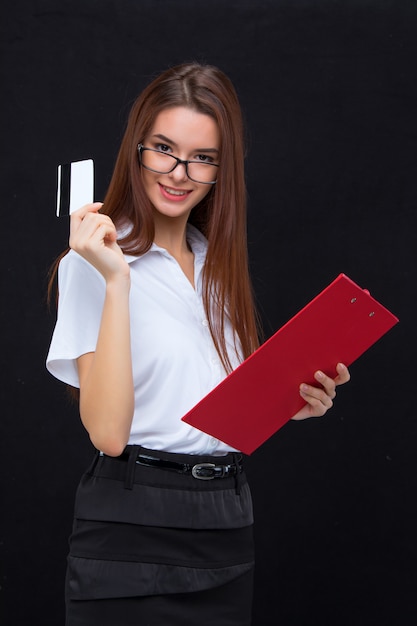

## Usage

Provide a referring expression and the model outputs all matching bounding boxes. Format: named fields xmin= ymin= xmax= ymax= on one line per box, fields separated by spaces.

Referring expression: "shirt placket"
xmin=167 ymin=251 xmax=221 ymax=453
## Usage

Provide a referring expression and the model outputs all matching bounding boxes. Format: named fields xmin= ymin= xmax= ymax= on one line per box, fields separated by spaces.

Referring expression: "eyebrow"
xmin=151 ymin=133 xmax=219 ymax=155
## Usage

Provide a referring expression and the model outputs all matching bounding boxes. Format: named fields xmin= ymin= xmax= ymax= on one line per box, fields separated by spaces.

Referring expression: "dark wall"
xmin=1 ymin=1 xmax=416 ymax=624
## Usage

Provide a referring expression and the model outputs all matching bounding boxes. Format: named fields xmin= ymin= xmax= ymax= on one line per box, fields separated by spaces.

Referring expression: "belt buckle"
xmin=191 ymin=462 xmax=216 ymax=480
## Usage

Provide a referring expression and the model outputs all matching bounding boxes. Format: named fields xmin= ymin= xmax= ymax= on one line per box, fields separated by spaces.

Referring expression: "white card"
xmin=56 ymin=158 xmax=94 ymax=216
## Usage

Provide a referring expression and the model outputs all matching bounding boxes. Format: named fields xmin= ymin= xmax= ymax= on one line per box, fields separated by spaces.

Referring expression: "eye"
xmin=194 ymin=154 xmax=215 ymax=164
xmin=154 ymin=143 xmax=172 ymax=153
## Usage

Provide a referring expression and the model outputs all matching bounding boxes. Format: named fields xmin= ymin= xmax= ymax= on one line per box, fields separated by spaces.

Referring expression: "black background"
xmin=1 ymin=1 xmax=416 ymax=624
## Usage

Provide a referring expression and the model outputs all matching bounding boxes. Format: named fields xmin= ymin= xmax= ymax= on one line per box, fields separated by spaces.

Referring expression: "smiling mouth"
xmin=160 ymin=184 xmax=190 ymax=197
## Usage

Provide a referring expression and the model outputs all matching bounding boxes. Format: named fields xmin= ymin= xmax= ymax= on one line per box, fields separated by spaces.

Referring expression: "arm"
xmin=291 ymin=362 xmax=350 ymax=421
xmin=70 ymin=203 xmax=134 ymax=456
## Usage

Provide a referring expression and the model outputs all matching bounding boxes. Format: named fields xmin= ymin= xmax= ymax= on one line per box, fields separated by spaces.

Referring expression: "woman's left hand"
xmin=291 ymin=362 xmax=350 ymax=421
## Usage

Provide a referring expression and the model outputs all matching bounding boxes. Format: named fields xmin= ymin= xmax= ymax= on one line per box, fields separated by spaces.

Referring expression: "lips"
xmin=159 ymin=183 xmax=191 ymax=201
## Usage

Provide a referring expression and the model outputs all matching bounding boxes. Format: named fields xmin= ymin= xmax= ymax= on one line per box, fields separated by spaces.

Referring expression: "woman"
xmin=47 ymin=62 xmax=350 ymax=626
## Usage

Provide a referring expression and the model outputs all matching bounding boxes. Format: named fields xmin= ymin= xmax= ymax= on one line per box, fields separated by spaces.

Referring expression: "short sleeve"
xmin=46 ymin=250 xmax=106 ymax=387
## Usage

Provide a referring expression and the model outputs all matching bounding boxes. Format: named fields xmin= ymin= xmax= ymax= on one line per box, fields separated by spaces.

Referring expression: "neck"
xmin=153 ymin=215 xmax=191 ymax=258
xmin=153 ymin=215 xmax=195 ymax=288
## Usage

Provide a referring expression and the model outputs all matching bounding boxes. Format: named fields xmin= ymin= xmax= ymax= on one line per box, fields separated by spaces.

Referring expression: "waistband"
xmin=107 ymin=445 xmax=243 ymax=481
xmin=95 ymin=445 xmax=246 ymax=493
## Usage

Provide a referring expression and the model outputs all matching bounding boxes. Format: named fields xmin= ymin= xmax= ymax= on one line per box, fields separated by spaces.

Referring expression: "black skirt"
xmin=65 ymin=446 xmax=255 ymax=626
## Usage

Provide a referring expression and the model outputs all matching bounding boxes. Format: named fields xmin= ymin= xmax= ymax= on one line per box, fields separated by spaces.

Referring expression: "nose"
xmin=169 ymin=160 xmax=188 ymax=183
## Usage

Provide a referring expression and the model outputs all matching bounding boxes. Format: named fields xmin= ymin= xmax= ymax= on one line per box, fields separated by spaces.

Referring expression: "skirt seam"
xmin=69 ymin=553 xmax=254 ymax=568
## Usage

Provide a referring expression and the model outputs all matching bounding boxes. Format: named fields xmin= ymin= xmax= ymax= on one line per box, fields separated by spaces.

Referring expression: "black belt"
xmin=114 ymin=450 xmax=243 ymax=481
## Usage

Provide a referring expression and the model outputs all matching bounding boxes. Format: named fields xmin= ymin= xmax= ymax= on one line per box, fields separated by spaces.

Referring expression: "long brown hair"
xmin=50 ymin=62 xmax=260 ymax=371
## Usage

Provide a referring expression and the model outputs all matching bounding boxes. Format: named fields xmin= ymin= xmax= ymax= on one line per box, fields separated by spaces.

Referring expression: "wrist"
xmin=105 ymin=272 xmax=131 ymax=295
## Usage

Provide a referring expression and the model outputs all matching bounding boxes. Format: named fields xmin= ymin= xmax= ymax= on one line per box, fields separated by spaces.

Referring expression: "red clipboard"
xmin=181 ymin=274 xmax=399 ymax=454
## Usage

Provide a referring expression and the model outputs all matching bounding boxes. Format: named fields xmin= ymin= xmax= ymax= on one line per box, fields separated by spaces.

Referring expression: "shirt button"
xmin=210 ymin=438 xmax=218 ymax=448
xmin=202 ymin=319 xmax=209 ymax=327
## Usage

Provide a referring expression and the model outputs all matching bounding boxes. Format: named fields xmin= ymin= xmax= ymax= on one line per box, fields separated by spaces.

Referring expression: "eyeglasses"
xmin=137 ymin=144 xmax=219 ymax=185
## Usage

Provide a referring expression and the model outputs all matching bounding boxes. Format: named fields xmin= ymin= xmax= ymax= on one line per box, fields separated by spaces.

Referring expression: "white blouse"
xmin=46 ymin=224 xmax=241 ymax=455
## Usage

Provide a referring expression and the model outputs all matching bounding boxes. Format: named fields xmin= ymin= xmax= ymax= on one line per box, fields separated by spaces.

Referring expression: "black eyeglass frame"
xmin=137 ymin=143 xmax=219 ymax=185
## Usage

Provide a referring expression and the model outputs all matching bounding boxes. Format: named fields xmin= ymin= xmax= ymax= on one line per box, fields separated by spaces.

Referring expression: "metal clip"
xmin=191 ymin=463 xmax=216 ymax=480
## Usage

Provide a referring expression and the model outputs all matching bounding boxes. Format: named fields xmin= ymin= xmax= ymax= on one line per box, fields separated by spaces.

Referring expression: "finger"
xmin=73 ymin=219 xmax=117 ymax=254
xmin=93 ymin=221 xmax=119 ymax=245
xmin=70 ymin=202 xmax=103 ymax=226
xmin=70 ymin=211 xmax=113 ymax=245
xmin=299 ymin=383 xmax=334 ymax=411
xmin=334 ymin=363 xmax=351 ymax=386
xmin=71 ymin=202 xmax=103 ymax=218
xmin=313 ymin=370 xmax=337 ymax=399
xmin=69 ymin=202 xmax=104 ymax=242
xmin=78 ymin=211 xmax=115 ymax=235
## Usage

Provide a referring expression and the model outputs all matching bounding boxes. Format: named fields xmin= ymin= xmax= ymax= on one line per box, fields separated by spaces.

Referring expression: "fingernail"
xmin=300 ymin=384 xmax=308 ymax=392
xmin=315 ymin=371 xmax=324 ymax=379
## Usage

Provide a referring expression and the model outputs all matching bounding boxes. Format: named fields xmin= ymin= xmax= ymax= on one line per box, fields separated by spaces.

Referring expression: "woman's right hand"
xmin=70 ymin=203 xmax=134 ymax=455
xmin=69 ymin=203 xmax=130 ymax=282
